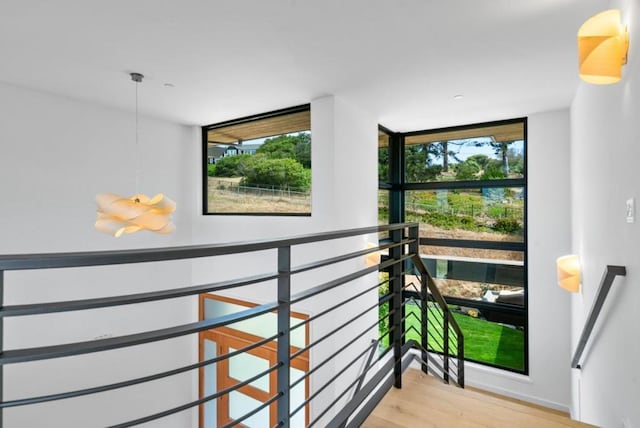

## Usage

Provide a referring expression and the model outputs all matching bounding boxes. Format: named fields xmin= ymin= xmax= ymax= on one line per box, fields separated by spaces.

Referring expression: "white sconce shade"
xmin=95 ymin=193 xmax=176 ymax=237
xmin=557 ymin=255 xmax=580 ymax=293
xmin=578 ymin=9 xmax=629 ymax=84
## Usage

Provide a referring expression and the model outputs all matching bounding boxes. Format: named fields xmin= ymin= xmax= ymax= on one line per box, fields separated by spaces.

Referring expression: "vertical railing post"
xmin=443 ymin=310 xmax=450 ymax=384
xmin=390 ymin=227 xmax=403 ymax=389
xmin=277 ymin=247 xmax=291 ymax=427
xmin=421 ymin=277 xmax=429 ymax=376
xmin=458 ymin=332 xmax=465 ymax=388
xmin=408 ymin=226 xmax=428 ymax=375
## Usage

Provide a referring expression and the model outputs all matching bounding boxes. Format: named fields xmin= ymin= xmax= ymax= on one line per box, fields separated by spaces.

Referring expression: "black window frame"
xmin=379 ymin=118 xmax=529 ymax=374
xmin=201 ymin=104 xmax=312 ymax=216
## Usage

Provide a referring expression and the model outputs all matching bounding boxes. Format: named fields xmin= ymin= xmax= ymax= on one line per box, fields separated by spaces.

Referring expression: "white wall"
xmin=464 ymin=109 xmax=574 ymax=412
xmin=569 ymin=1 xmax=640 ymax=426
xmin=0 ymin=86 xmax=379 ymax=426
xmin=0 ymin=81 xmax=196 ymax=427
xmin=190 ymin=95 xmax=379 ymax=425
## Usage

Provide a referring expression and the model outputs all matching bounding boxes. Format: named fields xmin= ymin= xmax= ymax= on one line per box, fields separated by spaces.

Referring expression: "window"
xmin=202 ymin=105 xmax=311 ymax=215
xmin=379 ymin=118 xmax=528 ymax=373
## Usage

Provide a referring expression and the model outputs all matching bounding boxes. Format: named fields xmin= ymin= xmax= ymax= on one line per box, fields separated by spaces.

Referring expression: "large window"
xmin=379 ymin=119 xmax=527 ymax=373
xmin=202 ymin=105 xmax=311 ymax=215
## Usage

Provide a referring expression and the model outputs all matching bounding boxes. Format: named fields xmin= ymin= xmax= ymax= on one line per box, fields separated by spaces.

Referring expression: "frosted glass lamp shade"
xmin=557 ymin=255 xmax=580 ymax=293
xmin=578 ymin=9 xmax=629 ymax=84
xmin=95 ymin=193 xmax=176 ymax=237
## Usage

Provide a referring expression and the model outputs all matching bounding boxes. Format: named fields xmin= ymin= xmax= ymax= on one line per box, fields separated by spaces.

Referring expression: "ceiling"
xmin=0 ymin=0 xmax=607 ymax=132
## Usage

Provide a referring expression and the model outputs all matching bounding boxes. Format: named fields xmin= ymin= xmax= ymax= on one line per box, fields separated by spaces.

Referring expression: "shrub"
xmin=242 ymin=157 xmax=310 ymax=191
xmin=213 ymin=154 xmax=253 ymax=177
xmin=455 ymin=160 xmax=480 ymax=180
xmin=493 ymin=218 xmax=521 ymax=234
xmin=207 ymin=164 xmax=216 ymax=177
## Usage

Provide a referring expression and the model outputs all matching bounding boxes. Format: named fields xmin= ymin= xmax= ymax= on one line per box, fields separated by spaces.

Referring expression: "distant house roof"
xmin=207 ymin=146 xmax=226 ymax=157
xmin=238 ymin=143 xmax=262 ymax=152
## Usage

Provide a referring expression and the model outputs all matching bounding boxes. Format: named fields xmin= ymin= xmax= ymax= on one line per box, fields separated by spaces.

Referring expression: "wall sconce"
xmin=365 ymin=242 xmax=381 ymax=267
xmin=557 ymin=255 xmax=581 ymax=293
xmin=578 ymin=9 xmax=629 ymax=85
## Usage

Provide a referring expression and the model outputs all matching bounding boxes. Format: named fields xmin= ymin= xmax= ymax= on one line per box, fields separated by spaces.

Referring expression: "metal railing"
xmin=571 ymin=265 xmax=626 ymax=370
xmin=0 ymin=222 xmax=463 ymax=427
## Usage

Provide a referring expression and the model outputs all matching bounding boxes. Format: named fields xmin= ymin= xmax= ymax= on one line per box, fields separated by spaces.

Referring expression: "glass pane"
xmin=431 ymin=278 xmax=524 ymax=305
xmin=378 ymin=190 xmax=389 ymax=225
xmin=203 ymin=298 xmax=306 ymax=348
xmin=403 ymin=301 xmax=525 ymax=372
xmin=203 ymin=340 xmax=217 ymax=428
xmin=378 ymin=129 xmax=390 ymax=180
xmin=406 ymin=188 xmax=524 ymax=242
xmin=228 ymin=347 xmax=270 ymax=392
xmin=290 ymin=367 xmax=306 ymax=428
xmin=205 ymin=106 xmax=312 ymax=215
xmin=404 ymin=122 xmax=525 ymax=183
xmin=419 ymin=258 xmax=524 ymax=289
xmin=228 ymin=391 xmax=269 ymax=428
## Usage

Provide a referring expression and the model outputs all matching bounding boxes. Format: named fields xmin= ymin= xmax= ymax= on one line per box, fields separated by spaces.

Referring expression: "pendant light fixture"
xmin=95 ymin=73 xmax=176 ymax=237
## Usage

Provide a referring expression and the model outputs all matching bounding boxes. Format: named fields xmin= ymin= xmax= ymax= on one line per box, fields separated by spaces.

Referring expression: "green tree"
xmin=405 ymin=145 xmax=443 ymax=182
xmin=480 ymin=161 xmax=507 ymax=180
xmin=213 ymin=154 xmax=253 ymax=177
xmin=242 ymin=157 xmax=310 ymax=191
xmin=455 ymin=159 xmax=480 ymax=180
xmin=257 ymin=133 xmax=311 ymax=168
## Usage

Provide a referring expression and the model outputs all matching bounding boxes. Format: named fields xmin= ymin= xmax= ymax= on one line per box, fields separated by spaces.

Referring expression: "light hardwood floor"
xmin=362 ymin=369 xmax=595 ymax=428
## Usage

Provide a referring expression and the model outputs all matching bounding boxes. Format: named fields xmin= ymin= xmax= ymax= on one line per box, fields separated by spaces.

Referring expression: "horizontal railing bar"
xmin=405 ymin=325 xmax=444 ymax=364
xmin=290 ymin=239 xmax=413 ymax=275
xmin=419 ymin=237 xmax=525 ymax=251
xmin=290 ymin=340 xmax=380 ymax=417
xmin=0 ymin=301 xmax=278 ymax=365
xmin=300 ymin=316 xmax=411 ymax=420
xmin=291 ymin=294 xmax=393 ymax=360
xmin=0 ymin=272 xmax=278 ymax=318
xmin=290 ymin=279 xmax=387 ymax=334
xmin=109 ymin=362 xmax=280 ymax=428
xmin=410 ymin=255 xmax=464 ymax=337
xmin=404 ymin=290 xmax=525 ymax=317
xmin=0 ymin=223 xmax=417 ymax=271
xmin=290 ymin=255 xmax=411 ymax=305
xmin=223 ymin=393 xmax=281 ymax=428
xmin=316 ymin=341 xmax=415 ymax=428
xmin=0 ymin=329 xmax=280 ymax=408
xmin=338 ymin=349 xmax=416 ymax=428
xmin=291 ymin=310 xmax=402 ymax=391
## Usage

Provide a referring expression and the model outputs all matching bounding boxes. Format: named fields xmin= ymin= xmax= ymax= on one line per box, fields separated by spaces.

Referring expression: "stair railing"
xmin=0 ymin=222 xmax=462 ymax=428
xmin=571 ymin=265 xmax=626 ymax=369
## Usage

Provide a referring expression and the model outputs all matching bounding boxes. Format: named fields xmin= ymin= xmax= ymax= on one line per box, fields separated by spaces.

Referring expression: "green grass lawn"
xmin=383 ymin=303 xmax=524 ymax=372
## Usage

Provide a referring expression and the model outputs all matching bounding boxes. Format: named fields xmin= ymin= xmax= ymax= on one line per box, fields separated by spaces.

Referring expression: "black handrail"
xmin=571 ymin=265 xmax=626 ymax=369
xmin=0 ymin=223 xmax=414 ymax=270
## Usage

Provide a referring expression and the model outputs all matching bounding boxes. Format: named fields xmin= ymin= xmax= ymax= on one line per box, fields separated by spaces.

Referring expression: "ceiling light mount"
xmin=130 ymin=72 xmax=144 ymax=83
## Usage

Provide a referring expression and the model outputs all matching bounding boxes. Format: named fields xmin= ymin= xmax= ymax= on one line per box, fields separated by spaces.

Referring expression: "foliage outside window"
xmin=379 ymin=119 xmax=528 ymax=373
xmin=203 ymin=105 xmax=311 ymax=215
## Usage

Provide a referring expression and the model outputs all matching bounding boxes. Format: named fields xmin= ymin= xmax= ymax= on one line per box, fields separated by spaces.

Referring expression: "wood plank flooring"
xmin=362 ymin=369 xmax=594 ymax=428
